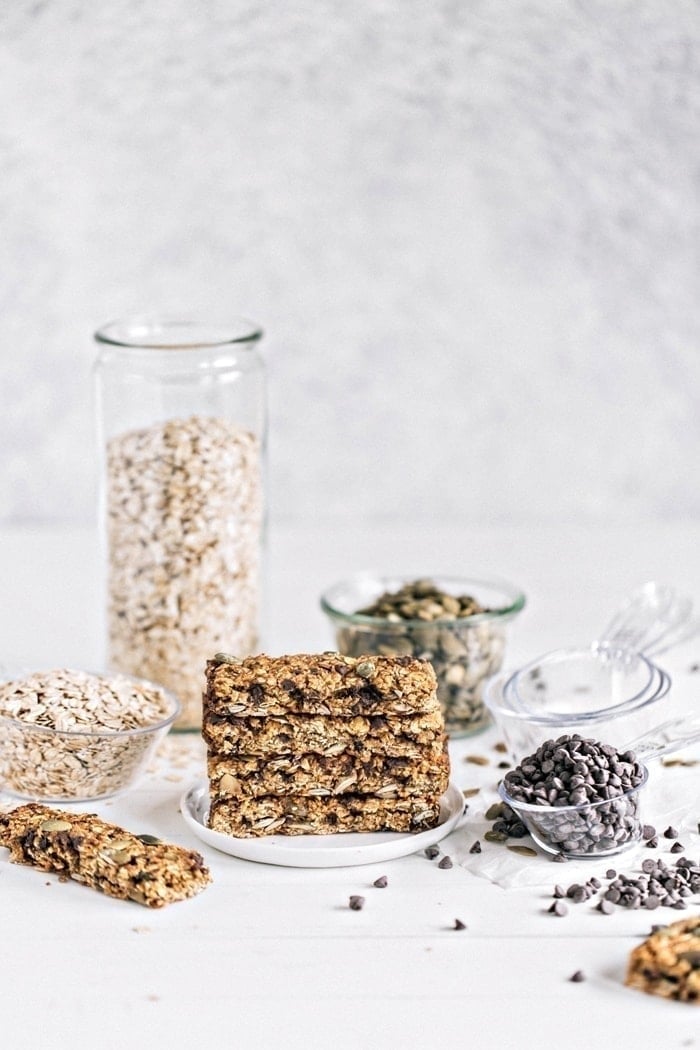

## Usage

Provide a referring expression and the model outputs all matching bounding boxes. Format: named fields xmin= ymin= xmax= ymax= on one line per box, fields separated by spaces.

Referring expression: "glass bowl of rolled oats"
xmin=0 ymin=667 xmax=179 ymax=802
xmin=320 ymin=574 xmax=525 ymax=737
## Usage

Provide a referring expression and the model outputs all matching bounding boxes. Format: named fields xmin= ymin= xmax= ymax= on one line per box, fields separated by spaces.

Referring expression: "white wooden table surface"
xmin=0 ymin=521 xmax=698 ymax=1050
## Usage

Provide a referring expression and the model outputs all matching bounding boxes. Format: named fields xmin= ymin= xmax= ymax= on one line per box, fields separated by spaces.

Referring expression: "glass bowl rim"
xmin=484 ymin=669 xmax=671 ymax=728
xmin=320 ymin=572 xmax=526 ymax=628
xmin=497 ymin=762 xmax=649 ymax=817
xmin=502 ymin=651 xmax=670 ymax=721
xmin=0 ymin=670 xmax=180 ymax=740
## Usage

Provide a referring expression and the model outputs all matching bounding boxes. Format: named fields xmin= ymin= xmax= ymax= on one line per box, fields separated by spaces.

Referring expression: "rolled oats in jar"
xmin=94 ymin=317 xmax=266 ymax=730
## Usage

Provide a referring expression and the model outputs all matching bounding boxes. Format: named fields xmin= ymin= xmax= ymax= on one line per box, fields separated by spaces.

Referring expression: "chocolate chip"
xmin=664 ymin=826 xmax=679 ymax=839
xmin=348 ymin=895 xmax=365 ymax=911
xmin=670 ymin=842 xmax=685 ymax=854
xmin=569 ymin=970 xmax=585 ymax=982
xmin=642 ymin=825 xmax=656 ymax=840
xmin=438 ymin=856 xmax=453 ymax=870
xmin=549 ymin=900 xmax=568 ymax=916
xmin=424 ymin=845 xmax=440 ymax=860
xmin=373 ymin=875 xmax=388 ymax=888
xmin=469 ymin=840 xmax=482 ymax=854
xmin=453 ymin=918 xmax=466 ymax=930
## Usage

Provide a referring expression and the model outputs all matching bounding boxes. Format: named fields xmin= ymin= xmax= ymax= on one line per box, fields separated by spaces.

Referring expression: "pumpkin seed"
xmin=212 ymin=652 xmax=241 ymax=665
xmin=507 ymin=845 xmax=537 ymax=857
xmin=39 ymin=819 xmax=72 ymax=832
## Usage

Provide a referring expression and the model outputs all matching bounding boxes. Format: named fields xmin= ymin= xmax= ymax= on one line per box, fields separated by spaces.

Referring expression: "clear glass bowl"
xmin=507 ymin=646 xmax=661 ymax=717
xmin=0 ymin=672 xmax=180 ymax=802
xmin=320 ymin=574 xmax=525 ymax=737
xmin=498 ymin=766 xmax=649 ymax=859
xmin=485 ymin=663 xmax=671 ymax=759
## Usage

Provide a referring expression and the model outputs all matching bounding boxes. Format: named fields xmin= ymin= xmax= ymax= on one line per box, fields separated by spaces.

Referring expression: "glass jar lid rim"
xmin=95 ymin=316 xmax=263 ymax=349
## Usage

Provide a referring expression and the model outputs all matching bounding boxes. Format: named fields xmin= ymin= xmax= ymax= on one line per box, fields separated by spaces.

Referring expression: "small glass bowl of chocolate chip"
xmin=498 ymin=734 xmax=648 ymax=859
xmin=320 ymin=574 xmax=526 ymax=737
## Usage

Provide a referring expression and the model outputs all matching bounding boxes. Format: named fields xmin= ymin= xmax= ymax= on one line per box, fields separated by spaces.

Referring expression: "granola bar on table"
xmin=0 ymin=803 xmax=211 ymax=907
xmin=625 ymin=916 xmax=700 ymax=1004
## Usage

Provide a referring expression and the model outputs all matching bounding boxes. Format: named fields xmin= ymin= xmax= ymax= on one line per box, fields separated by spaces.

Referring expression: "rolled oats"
xmin=0 ymin=668 xmax=175 ymax=801
xmin=106 ymin=415 xmax=263 ymax=729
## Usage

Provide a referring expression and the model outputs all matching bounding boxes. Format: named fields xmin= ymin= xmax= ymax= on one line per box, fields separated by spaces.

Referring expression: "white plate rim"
xmin=180 ymin=779 xmax=465 ymax=868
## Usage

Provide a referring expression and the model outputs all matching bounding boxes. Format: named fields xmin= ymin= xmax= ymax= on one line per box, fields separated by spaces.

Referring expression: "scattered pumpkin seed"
xmin=136 ymin=834 xmax=161 ymax=846
xmin=484 ymin=829 xmax=508 ymax=844
xmin=507 ymin=845 xmax=538 ymax=857
xmin=355 ymin=660 xmax=376 ymax=678
xmin=462 ymin=787 xmax=481 ymax=798
xmin=464 ymin=755 xmax=489 ymax=766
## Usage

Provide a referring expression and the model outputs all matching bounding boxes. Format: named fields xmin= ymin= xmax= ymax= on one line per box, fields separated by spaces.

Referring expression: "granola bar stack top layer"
xmin=203 ymin=653 xmax=450 ymax=837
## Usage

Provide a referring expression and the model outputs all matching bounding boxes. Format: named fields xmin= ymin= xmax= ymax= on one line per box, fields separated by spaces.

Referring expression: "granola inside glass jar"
xmin=94 ymin=317 xmax=266 ymax=730
xmin=321 ymin=574 xmax=525 ymax=737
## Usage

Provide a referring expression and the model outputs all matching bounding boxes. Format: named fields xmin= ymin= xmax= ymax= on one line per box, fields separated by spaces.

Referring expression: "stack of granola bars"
xmin=202 ymin=652 xmax=450 ymax=837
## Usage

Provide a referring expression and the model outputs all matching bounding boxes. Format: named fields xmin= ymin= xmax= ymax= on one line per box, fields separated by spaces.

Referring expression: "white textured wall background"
xmin=1 ymin=0 xmax=699 ymax=526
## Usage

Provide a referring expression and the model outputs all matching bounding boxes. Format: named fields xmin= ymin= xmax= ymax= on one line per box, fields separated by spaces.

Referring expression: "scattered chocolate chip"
xmin=424 ymin=845 xmax=440 ymax=860
xmin=642 ymin=825 xmax=656 ymax=841
xmin=569 ymin=970 xmax=585 ymax=983
xmin=373 ymin=875 xmax=388 ymax=888
xmin=550 ymin=900 xmax=568 ymax=917
xmin=670 ymin=842 xmax=685 ymax=854
xmin=597 ymin=899 xmax=615 ymax=915
xmin=438 ymin=855 xmax=453 ymax=870
xmin=469 ymin=840 xmax=482 ymax=854
xmin=645 ymin=837 xmax=659 ymax=848
xmin=348 ymin=895 xmax=365 ymax=911
xmin=453 ymin=918 xmax=466 ymax=930
xmin=664 ymin=826 xmax=679 ymax=839
xmin=605 ymin=868 xmax=617 ymax=879
xmin=552 ymin=852 xmax=568 ymax=863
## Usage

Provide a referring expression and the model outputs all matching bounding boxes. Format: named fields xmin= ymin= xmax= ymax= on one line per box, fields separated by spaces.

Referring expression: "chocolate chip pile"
xmin=550 ymin=854 xmax=700 ymax=915
xmin=503 ymin=734 xmax=646 ymax=857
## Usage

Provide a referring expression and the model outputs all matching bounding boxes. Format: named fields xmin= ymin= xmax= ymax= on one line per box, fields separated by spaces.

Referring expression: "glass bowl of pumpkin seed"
xmin=320 ymin=574 xmax=525 ymax=737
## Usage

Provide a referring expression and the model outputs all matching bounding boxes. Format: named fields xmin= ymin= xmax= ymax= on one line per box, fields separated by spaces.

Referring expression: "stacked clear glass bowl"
xmin=484 ymin=644 xmax=672 ymax=759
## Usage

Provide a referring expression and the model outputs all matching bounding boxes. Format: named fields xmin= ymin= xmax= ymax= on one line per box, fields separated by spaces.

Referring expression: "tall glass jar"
xmin=94 ymin=317 xmax=265 ymax=730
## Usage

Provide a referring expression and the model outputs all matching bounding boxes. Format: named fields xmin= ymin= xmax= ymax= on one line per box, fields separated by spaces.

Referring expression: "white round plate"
xmin=180 ymin=780 xmax=465 ymax=868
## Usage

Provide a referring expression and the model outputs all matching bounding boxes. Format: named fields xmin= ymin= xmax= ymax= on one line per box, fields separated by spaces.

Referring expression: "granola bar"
xmin=208 ymin=743 xmax=450 ymax=799
xmin=202 ymin=709 xmax=446 ymax=758
xmin=208 ymin=792 xmax=443 ymax=837
xmin=0 ymin=803 xmax=212 ymax=908
xmin=205 ymin=653 xmax=439 ymax=717
xmin=625 ymin=916 xmax=700 ymax=1004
